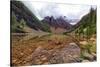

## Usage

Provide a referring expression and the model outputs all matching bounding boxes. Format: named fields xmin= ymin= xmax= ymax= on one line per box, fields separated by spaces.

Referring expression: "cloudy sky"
xmin=22 ymin=1 xmax=96 ymax=21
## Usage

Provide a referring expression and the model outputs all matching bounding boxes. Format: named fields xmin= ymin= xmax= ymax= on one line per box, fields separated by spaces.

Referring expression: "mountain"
xmin=11 ymin=1 xmax=51 ymax=33
xmin=42 ymin=16 xmax=73 ymax=33
xmin=47 ymin=8 xmax=96 ymax=34
xmin=74 ymin=8 xmax=96 ymax=36
xmin=63 ymin=8 xmax=96 ymax=34
xmin=11 ymin=1 xmax=95 ymax=34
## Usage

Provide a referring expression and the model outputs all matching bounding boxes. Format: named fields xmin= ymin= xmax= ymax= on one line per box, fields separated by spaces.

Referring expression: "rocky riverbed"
xmin=11 ymin=34 xmax=96 ymax=66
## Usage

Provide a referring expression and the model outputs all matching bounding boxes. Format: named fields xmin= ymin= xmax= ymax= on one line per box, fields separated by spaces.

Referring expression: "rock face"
xmin=42 ymin=16 xmax=72 ymax=31
xmin=24 ymin=43 xmax=80 ymax=65
xmin=11 ymin=1 xmax=51 ymax=33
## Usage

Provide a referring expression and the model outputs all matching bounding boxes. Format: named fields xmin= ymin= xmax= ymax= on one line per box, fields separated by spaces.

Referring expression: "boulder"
xmin=49 ymin=43 xmax=81 ymax=63
xmin=25 ymin=42 xmax=81 ymax=65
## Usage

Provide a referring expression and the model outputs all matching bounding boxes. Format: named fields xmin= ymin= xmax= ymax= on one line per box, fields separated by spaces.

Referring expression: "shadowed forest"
xmin=11 ymin=1 xmax=96 ymax=66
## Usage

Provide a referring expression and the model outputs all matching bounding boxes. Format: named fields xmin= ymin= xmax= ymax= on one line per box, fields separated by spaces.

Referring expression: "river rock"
xmin=49 ymin=43 xmax=81 ymax=63
xmin=26 ymin=42 xmax=81 ymax=65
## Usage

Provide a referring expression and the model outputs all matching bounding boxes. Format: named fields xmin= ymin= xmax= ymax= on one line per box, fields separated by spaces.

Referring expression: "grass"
xmin=80 ymin=41 xmax=96 ymax=60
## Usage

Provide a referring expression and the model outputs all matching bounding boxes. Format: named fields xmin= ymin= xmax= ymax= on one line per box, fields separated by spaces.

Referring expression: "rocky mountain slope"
xmin=11 ymin=1 xmax=51 ymax=33
xmin=42 ymin=16 xmax=73 ymax=32
xmin=11 ymin=1 xmax=96 ymax=34
xmin=11 ymin=1 xmax=81 ymax=33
